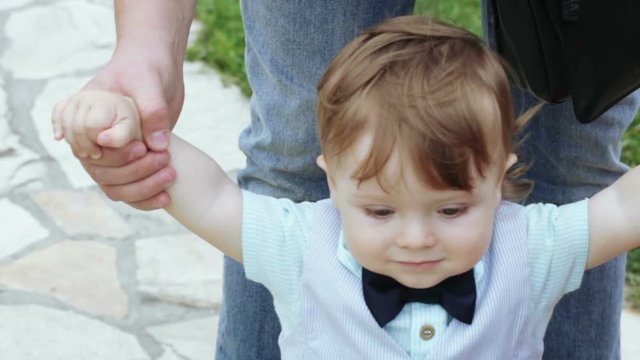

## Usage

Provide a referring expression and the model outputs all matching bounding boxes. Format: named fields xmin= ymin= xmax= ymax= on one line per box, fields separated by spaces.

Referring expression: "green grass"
xmin=190 ymin=0 xmax=640 ymax=309
xmin=187 ymin=0 xmax=250 ymax=96
xmin=624 ymin=116 xmax=640 ymax=309
xmin=414 ymin=0 xmax=482 ymax=36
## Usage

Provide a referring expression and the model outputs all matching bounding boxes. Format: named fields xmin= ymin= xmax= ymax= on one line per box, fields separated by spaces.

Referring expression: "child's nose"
xmin=397 ymin=220 xmax=437 ymax=248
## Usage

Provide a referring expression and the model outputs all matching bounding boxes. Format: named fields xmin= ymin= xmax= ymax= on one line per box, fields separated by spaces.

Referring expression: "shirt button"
xmin=420 ymin=324 xmax=436 ymax=340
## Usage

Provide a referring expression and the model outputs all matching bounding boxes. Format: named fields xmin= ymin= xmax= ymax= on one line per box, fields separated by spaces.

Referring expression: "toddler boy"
xmin=52 ymin=16 xmax=640 ymax=359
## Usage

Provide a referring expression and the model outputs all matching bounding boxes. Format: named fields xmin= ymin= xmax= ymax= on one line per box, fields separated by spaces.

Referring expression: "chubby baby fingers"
xmin=61 ymin=100 xmax=102 ymax=159
xmin=97 ymin=121 xmax=140 ymax=148
xmin=87 ymin=94 xmax=141 ymax=148
xmin=51 ymin=97 xmax=71 ymax=140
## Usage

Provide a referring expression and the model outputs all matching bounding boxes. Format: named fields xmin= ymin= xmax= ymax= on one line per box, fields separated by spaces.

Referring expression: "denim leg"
xmin=215 ymin=2 xmax=415 ymax=359
xmin=483 ymin=1 xmax=640 ymax=358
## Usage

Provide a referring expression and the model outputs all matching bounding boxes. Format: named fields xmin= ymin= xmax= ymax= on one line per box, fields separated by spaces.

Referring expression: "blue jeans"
xmin=216 ymin=1 xmax=640 ymax=359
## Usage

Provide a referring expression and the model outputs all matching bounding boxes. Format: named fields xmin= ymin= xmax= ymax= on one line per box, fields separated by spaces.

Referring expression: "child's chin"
xmin=395 ymin=274 xmax=444 ymax=289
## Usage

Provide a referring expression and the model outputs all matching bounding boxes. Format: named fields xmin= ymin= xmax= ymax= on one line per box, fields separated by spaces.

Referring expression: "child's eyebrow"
xmin=349 ymin=190 xmax=391 ymax=202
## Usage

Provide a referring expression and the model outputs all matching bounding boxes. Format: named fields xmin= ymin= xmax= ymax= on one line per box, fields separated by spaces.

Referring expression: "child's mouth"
xmin=397 ymin=260 xmax=442 ymax=270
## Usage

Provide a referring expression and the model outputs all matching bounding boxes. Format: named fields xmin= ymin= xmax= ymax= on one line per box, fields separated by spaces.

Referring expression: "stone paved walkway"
xmin=0 ymin=1 xmax=638 ymax=359
xmin=1 ymin=1 xmax=246 ymax=359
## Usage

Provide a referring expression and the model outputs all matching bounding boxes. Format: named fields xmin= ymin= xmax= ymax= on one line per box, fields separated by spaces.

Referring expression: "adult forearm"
xmin=113 ymin=0 xmax=196 ymax=70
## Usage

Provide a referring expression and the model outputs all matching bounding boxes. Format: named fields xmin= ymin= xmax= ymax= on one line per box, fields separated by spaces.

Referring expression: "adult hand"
xmin=78 ymin=53 xmax=183 ymax=210
xmin=73 ymin=0 xmax=195 ymax=210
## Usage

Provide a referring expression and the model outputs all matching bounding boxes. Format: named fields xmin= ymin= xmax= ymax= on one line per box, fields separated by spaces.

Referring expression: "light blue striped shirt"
xmin=242 ymin=191 xmax=589 ymax=359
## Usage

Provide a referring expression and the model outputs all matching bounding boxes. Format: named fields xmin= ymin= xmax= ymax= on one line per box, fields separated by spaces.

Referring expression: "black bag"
xmin=492 ymin=0 xmax=640 ymax=123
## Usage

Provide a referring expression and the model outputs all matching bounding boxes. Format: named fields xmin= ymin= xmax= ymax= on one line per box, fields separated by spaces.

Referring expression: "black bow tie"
xmin=362 ymin=268 xmax=476 ymax=327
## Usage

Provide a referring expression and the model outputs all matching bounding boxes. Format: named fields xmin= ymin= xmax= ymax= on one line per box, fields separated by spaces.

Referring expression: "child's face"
xmin=318 ymin=133 xmax=514 ymax=289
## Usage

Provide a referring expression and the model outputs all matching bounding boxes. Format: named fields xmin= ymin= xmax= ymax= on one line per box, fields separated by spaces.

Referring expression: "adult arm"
xmin=77 ymin=0 xmax=196 ymax=210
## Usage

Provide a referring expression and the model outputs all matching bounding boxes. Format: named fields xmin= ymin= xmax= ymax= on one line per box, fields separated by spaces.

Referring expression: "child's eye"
xmin=364 ymin=208 xmax=395 ymax=219
xmin=438 ymin=206 xmax=467 ymax=218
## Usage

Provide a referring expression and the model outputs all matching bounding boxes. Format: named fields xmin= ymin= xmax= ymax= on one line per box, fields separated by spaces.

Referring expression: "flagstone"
xmin=0 ymin=0 xmax=34 ymax=12
xmin=0 ymin=240 xmax=128 ymax=318
xmin=622 ymin=310 xmax=640 ymax=359
xmin=0 ymin=80 xmax=45 ymax=195
xmin=0 ymin=134 xmax=45 ymax=196
xmin=0 ymin=79 xmax=8 ymax=149
xmin=148 ymin=316 xmax=218 ymax=360
xmin=136 ymin=233 xmax=223 ymax=307
xmin=0 ymin=199 xmax=48 ymax=259
xmin=31 ymin=189 xmax=133 ymax=238
xmin=157 ymin=349 xmax=184 ymax=360
xmin=2 ymin=1 xmax=114 ymax=79
xmin=0 ymin=305 xmax=148 ymax=360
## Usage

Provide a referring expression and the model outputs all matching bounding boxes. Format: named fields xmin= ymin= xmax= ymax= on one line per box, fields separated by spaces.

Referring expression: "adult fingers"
xmin=82 ymin=150 xmax=171 ymax=186
xmin=99 ymin=165 xmax=176 ymax=204
xmin=81 ymin=140 xmax=148 ymax=167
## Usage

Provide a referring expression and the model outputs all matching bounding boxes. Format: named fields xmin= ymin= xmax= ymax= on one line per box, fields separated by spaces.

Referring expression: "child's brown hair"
xmin=316 ymin=15 xmax=532 ymax=201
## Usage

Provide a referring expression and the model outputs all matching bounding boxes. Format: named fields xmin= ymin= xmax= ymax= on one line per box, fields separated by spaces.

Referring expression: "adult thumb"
xmin=138 ymin=98 xmax=172 ymax=152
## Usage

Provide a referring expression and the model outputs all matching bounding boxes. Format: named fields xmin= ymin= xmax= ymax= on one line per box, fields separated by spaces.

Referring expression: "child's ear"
xmin=317 ymin=155 xmax=337 ymax=203
xmin=316 ymin=154 xmax=328 ymax=173
xmin=496 ymin=153 xmax=518 ymax=202
xmin=505 ymin=153 xmax=518 ymax=172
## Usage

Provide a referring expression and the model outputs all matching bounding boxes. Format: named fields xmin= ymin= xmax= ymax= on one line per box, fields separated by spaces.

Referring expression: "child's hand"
xmin=51 ymin=90 xmax=142 ymax=159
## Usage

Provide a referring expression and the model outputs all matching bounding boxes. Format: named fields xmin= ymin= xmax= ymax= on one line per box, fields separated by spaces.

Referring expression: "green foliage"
xmin=190 ymin=0 xmax=640 ymax=308
xmin=623 ymin=114 xmax=640 ymax=309
xmin=414 ymin=0 xmax=482 ymax=36
xmin=627 ymin=288 xmax=640 ymax=311
xmin=628 ymin=247 xmax=640 ymax=278
xmin=627 ymin=247 xmax=640 ymax=310
xmin=187 ymin=0 xmax=250 ymax=96
xmin=622 ymin=114 xmax=640 ymax=166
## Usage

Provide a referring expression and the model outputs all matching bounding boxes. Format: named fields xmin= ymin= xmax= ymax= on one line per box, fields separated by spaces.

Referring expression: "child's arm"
xmin=52 ymin=90 xmax=243 ymax=261
xmin=163 ymin=135 xmax=243 ymax=261
xmin=586 ymin=165 xmax=640 ymax=268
